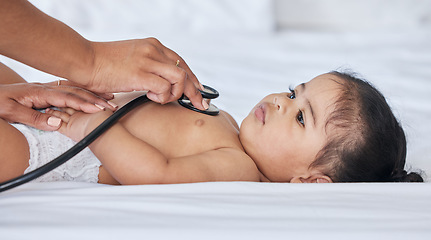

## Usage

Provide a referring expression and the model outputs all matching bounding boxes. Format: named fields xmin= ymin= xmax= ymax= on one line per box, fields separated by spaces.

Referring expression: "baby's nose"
xmin=273 ymin=93 xmax=292 ymax=112
xmin=273 ymin=96 xmax=282 ymax=111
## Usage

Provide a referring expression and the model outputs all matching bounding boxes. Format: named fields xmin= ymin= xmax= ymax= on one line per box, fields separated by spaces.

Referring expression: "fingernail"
xmin=95 ymin=104 xmax=105 ymax=110
xmin=202 ymin=99 xmax=209 ymax=110
xmin=107 ymin=101 xmax=118 ymax=109
xmin=47 ymin=116 xmax=61 ymax=127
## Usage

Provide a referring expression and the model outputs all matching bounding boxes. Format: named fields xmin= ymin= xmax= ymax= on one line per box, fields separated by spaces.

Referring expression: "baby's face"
xmin=239 ymin=74 xmax=344 ymax=182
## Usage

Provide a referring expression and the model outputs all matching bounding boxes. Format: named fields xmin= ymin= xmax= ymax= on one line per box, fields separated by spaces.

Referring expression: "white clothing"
xmin=11 ymin=124 xmax=101 ymax=183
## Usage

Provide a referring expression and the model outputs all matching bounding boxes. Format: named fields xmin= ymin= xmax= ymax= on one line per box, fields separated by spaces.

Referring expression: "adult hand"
xmin=78 ymin=38 xmax=207 ymax=110
xmin=0 ymin=1 xmax=205 ymax=110
xmin=0 ymin=0 xmax=207 ymax=110
xmin=0 ymin=81 xmax=117 ymax=131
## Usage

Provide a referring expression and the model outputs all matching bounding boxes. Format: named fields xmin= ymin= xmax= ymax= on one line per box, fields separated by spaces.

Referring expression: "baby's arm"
xmin=50 ymin=108 xmax=258 ymax=184
xmin=91 ymin=129 xmax=258 ymax=184
xmin=50 ymin=108 xmax=169 ymax=184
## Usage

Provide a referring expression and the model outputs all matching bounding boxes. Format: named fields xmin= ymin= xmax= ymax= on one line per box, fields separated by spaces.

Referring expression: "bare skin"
xmin=53 ymin=96 xmax=262 ymax=185
xmin=0 ymin=74 xmax=344 ymax=185
xmin=0 ymin=0 xmax=205 ymax=108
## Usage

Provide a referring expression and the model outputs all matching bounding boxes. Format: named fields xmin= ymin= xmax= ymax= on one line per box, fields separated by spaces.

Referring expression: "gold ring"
xmin=175 ymin=60 xmax=180 ymax=67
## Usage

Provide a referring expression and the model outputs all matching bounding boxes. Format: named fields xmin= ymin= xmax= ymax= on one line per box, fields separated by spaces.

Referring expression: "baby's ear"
xmin=290 ymin=174 xmax=333 ymax=183
xmin=314 ymin=176 xmax=332 ymax=183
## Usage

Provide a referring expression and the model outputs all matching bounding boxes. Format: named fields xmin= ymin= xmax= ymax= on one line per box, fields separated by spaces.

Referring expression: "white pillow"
xmin=275 ymin=0 xmax=431 ymax=31
xmin=30 ymin=0 xmax=275 ymax=36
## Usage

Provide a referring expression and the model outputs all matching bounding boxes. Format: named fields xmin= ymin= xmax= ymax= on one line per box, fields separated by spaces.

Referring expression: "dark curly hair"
xmin=310 ymin=71 xmax=423 ymax=182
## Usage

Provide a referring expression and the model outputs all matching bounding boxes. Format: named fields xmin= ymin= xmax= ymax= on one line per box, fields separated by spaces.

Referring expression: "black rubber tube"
xmin=0 ymin=94 xmax=150 ymax=193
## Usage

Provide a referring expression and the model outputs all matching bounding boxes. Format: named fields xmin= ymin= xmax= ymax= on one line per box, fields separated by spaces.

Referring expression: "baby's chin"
xmin=238 ymin=111 xmax=254 ymax=134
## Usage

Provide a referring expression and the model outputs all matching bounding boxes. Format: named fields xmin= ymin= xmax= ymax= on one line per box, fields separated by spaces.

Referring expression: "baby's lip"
xmin=254 ymin=103 xmax=267 ymax=124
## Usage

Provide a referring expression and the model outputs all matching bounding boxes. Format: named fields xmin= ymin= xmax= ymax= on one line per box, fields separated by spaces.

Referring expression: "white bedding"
xmin=1 ymin=0 xmax=431 ymax=239
xmin=1 ymin=181 xmax=431 ymax=240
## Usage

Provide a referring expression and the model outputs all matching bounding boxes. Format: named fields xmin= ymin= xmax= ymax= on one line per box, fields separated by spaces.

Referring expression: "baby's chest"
xmin=119 ymin=102 xmax=240 ymax=158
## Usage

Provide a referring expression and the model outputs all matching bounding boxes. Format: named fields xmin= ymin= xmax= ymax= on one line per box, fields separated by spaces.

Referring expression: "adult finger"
xmin=139 ymin=73 xmax=172 ymax=104
xmin=40 ymin=84 xmax=117 ymax=112
xmin=137 ymin=58 xmax=187 ymax=102
xmin=46 ymin=80 xmax=115 ymax=100
xmin=9 ymin=103 xmax=62 ymax=131
xmin=181 ymin=76 xmax=207 ymax=111
xmin=143 ymin=38 xmax=204 ymax=97
xmin=134 ymin=58 xmax=205 ymax=109
xmin=159 ymin=48 xmax=206 ymax=109
xmin=41 ymin=90 xmax=110 ymax=113
xmin=157 ymin=43 xmax=202 ymax=87
xmin=45 ymin=108 xmax=71 ymax=123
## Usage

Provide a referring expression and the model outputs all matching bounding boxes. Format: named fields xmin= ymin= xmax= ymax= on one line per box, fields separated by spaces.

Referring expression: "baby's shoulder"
xmin=219 ymin=110 xmax=239 ymax=130
xmin=212 ymin=147 xmax=260 ymax=181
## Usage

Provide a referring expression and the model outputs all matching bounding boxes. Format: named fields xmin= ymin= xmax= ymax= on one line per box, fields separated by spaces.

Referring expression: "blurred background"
xmin=1 ymin=0 xmax=430 ymax=178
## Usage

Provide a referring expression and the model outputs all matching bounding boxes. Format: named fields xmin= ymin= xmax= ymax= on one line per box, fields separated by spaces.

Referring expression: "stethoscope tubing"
xmin=0 ymin=85 xmax=220 ymax=193
xmin=0 ymin=94 xmax=151 ymax=193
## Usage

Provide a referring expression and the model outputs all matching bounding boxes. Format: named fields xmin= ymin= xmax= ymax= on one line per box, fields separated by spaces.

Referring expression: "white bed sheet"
xmin=1 ymin=1 xmax=431 ymax=239
xmin=4 ymin=30 xmax=430 ymax=177
xmin=1 ymin=181 xmax=431 ymax=240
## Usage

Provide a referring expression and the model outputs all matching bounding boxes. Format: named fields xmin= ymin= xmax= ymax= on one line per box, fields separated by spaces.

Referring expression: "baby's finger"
xmin=58 ymin=107 xmax=77 ymax=116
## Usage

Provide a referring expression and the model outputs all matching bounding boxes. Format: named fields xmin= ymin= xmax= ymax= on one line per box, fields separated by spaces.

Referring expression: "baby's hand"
xmin=46 ymin=108 xmax=112 ymax=142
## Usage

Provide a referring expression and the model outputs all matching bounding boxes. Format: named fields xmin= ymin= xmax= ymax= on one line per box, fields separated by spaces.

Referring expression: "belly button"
xmin=195 ymin=119 xmax=205 ymax=127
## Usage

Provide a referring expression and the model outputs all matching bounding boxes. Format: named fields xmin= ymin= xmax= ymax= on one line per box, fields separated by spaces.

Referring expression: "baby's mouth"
xmin=254 ymin=104 xmax=266 ymax=124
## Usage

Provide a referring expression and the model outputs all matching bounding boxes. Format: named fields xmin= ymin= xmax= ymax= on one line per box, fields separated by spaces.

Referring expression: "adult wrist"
xmin=67 ymin=39 xmax=97 ymax=88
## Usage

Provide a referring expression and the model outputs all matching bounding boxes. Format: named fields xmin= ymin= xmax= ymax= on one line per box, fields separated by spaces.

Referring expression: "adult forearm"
xmin=0 ymin=1 xmax=206 ymax=109
xmin=0 ymin=0 xmax=94 ymax=82
xmin=0 ymin=62 xmax=26 ymax=84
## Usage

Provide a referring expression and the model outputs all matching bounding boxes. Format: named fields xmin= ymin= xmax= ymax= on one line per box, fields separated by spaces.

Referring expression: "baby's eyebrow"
xmin=298 ymin=83 xmax=317 ymax=127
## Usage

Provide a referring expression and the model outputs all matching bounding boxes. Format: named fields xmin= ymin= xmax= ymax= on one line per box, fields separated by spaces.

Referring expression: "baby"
xmin=0 ymin=71 xmax=424 ymax=184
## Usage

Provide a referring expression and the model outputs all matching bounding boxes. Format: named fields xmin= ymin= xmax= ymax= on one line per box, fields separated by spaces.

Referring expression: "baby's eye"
xmin=288 ymin=87 xmax=296 ymax=99
xmin=297 ymin=111 xmax=305 ymax=126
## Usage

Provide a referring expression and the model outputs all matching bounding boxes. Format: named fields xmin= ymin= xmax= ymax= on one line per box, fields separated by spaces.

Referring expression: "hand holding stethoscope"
xmin=0 ymin=83 xmax=220 ymax=192
xmin=178 ymin=85 xmax=219 ymax=116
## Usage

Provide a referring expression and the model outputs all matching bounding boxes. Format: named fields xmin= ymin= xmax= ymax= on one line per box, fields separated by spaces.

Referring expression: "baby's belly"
xmin=118 ymin=101 xmax=240 ymax=159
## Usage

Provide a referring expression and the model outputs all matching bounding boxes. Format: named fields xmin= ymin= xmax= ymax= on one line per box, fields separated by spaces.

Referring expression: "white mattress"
xmin=1 ymin=182 xmax=431 ymax=239
xmin=1 ymin=1 xmax=431 ymax=239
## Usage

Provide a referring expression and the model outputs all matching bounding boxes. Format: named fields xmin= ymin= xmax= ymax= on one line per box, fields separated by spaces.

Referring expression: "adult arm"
xmin=0 ymin=0 xmax=205 ymax=109
xmin=0 ymin=61 xmax=27 ymax=84
xmin=0 ymin=62 xmax=116 ymax=130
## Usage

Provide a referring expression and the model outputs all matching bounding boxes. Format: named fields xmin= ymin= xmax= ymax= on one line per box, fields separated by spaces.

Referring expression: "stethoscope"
xmin=178 ymin=85 xmax=219 ymax=116
xmin=0 ymin=85 xmax=219 ymax=192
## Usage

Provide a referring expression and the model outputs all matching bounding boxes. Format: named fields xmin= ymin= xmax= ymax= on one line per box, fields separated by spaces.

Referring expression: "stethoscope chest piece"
xmin=0 ymin=85 xmax=221 ymax=192
xmin=178 ymin=85 xmax=220 ymax=116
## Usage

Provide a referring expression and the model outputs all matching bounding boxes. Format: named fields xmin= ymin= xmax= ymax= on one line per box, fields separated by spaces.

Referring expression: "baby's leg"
xmin=98 ymin=166 xmax=120 ymax=185
xmin=0 ymin=119 xmax=30 ymax=182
